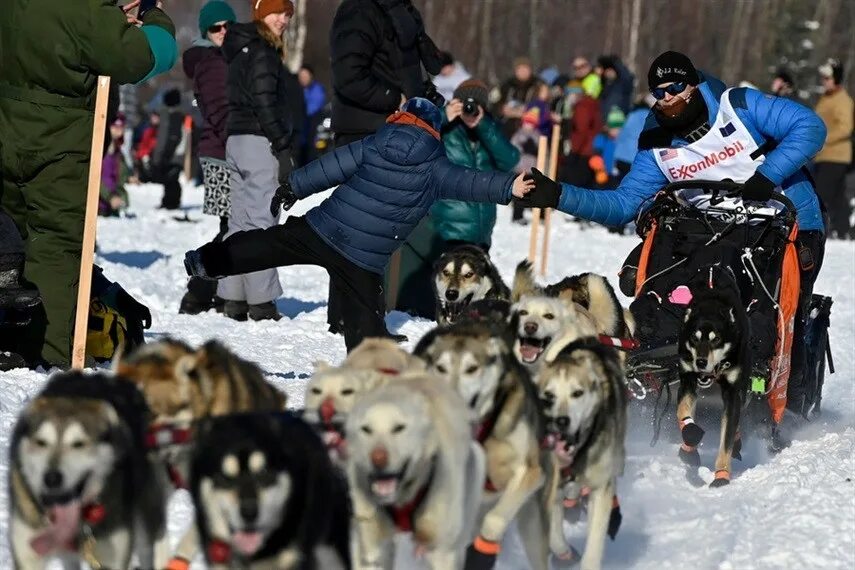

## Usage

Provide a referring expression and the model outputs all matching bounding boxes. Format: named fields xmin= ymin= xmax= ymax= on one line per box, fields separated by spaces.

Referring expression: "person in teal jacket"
xmin=431 ymin=79 xmax=520 ymax=250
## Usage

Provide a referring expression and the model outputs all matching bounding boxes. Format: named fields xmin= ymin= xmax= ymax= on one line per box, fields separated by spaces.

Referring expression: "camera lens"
xmin=462 ymin=98 xmax=478 ymax=116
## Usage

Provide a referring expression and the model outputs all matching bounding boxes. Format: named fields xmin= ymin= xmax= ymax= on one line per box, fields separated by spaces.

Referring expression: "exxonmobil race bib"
xmin=653 ymin=88 xmax=763 ymax=184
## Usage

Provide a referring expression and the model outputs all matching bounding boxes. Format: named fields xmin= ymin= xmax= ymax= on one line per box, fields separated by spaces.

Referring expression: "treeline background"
xmin=158 ymin=0 xmax=855 ymax=102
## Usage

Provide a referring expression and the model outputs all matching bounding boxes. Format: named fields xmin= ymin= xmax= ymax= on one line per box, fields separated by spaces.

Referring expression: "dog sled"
xmin=618 ymin=180 xmax=834 ymax=433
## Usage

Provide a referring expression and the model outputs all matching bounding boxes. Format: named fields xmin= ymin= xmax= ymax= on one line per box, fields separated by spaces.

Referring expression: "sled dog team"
xmin=9 ymin=246 xmax=749 ymax=570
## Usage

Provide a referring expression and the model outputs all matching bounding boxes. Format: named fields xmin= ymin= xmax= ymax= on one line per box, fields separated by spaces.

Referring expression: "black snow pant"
xmin=326 ymin=131 xmax=391 ymax=336
xmin=814 ymin=162 xmax=851 ymax=238
xmin=204 ymin=216 xmax=387 ymax=351
xmin=158 ymin=164 xmax=183 ymax=210
xmin=786 ymin=229 xmax=826 ymax=415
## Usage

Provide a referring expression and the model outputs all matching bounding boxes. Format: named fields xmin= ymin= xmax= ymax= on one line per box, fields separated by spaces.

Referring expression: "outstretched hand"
xmin=270 ymin=183 xmax=298 ymax=216
xmin=517 ymin=168 xmax=561 ymax=208
xmin=512 ymin=172 xmax=536 ymax=199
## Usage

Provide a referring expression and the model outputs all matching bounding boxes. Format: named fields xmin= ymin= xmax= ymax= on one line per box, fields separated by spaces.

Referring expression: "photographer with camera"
xmin=432 ymin=79 xmax=521 ymax=251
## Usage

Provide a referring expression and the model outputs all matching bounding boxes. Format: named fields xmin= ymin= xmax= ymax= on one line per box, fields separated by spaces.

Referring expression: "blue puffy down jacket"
xmin=289 ymin=120 xmax=516 ymax=274
xmin=557 ymin=74 xmax=827 ymax=232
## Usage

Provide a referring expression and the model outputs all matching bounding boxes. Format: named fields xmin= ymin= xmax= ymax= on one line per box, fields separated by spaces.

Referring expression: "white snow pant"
xmin=217 ymin=135 xmax=283 ymax=305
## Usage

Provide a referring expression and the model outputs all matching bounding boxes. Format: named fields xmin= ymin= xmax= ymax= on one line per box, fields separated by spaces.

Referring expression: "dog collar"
xmin=145 ymin=425 xmax=193 ymax=450
xmin=383 ymin=462 xmax=436 ymax=533
xmin=597 ymin=335 xmax=640 ymax=351
xmin=207 ymin=539 xmax=232 ymax=565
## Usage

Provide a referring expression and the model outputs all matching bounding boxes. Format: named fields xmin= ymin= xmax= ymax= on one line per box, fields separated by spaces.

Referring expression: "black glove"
xmin=276 ymin=148 xmax=295 ymax=187
xmin=742 ymin=172 xmax=775 ymax=202
xmin=270 ymin=183 xmax=298 ymax=216
xmin=518 ymin=168 xmax=561 ymax=209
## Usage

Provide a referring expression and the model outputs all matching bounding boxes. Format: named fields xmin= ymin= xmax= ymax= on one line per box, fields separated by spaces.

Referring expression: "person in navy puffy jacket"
xmin=185 ymin=98 xmax=534 ymax=350
xmin=521 ymin=51 xmax=829 ymax=416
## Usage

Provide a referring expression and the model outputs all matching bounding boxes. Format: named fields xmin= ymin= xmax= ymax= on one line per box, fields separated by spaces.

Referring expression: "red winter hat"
xmin=252 ymin=0 xmax=294 ymax=21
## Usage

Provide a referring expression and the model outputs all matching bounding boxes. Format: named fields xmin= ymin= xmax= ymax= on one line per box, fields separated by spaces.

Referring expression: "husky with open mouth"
xmin=414 ymin=320 xmax=563 ymax=570
xmin=190 ymin=412 xmax=350 ymax=570
xmin=512 ymin=295 xmax=599 ymax=370
xmin=345 ymin=374 xmax=485 ymax=569
xmin=537 ymin=336 xmax=628 ymax=570
xmin=512 ymin=260 xmax=632 ymax=338
xmin=432 ymin=245 xmax=510 ymax=325
xmin=304 ymin=338 xmax=425 ymax=466
xmin=9 ymin=371 xmax=167 ymax=570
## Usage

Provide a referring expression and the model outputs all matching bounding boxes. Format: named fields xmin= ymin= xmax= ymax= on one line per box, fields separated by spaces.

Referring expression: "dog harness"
xmin=384 ymin=463 xmax=435 ymax=533
xmin=144 ymin=424 xmax=193 ymax=489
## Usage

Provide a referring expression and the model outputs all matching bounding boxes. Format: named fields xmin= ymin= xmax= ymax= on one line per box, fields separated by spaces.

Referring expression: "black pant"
xmin=786 ymin=229 xmax=827 ymax=414
xmin=205 ymin=216 xmax=386 ymax=351
xmin=814 ymin=162 xmax=851 ymax=237
xmin=158 ymin=164 xmax=183 ymax=210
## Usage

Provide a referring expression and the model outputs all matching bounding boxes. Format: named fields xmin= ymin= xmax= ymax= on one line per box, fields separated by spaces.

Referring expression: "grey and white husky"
xmin=9 ymin=371 xmax=167 ymax=570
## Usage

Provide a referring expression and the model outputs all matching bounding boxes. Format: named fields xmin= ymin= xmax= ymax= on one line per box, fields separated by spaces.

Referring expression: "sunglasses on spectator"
xmin=207 ymin=23 xmax=228 ymax=33
xmin=650 ymin=82 xmax=688 ymax=100
xmin=573 ymin=63 xmax=588 ymax=70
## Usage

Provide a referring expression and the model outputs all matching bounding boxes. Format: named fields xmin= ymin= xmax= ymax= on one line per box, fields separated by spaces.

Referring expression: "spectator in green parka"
xmin=432 ymin=79 xmax=521 ymax=251
xmin=0 ymin=0 xmax=177 ymax=367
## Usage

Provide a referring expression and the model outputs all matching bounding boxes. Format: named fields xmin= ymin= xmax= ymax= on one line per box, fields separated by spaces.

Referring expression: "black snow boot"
xmin=223 ymin=300 xmax=249 ymax=322
xmin=0 ymin=350 xmax=27 ymax=372
xmin=249 ymin=302 xmax=281 ymax=322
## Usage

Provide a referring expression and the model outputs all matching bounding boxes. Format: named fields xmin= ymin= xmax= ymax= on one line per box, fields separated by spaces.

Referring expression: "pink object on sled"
xmin=668 ymin=285 xmax=693 ymax=305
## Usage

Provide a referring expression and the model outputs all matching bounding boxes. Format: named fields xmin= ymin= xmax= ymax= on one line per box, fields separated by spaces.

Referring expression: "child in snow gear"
xmin=0 ymin=0 xmax=177 ymax=367
xmin=99 ymin=114 xmax=131 ymax=217
xmin=186 ymin=98 xmax=535 ymax=351
xmin=521 ymin=50 xmax=829 ymax=417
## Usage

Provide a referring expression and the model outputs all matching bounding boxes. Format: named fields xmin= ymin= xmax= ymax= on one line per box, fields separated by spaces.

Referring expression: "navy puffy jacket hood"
xmin=290 ymin=117 xmax=516 ymax=273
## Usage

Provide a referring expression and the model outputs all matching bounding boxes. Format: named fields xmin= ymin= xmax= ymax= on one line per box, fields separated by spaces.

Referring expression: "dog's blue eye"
xmin=360 ymin=425 xmax=373 ymax=435
xmin=392 ymin=424 xmax=406 ymax=434
xmin=571 ymin=390 xmax=584 ymax=398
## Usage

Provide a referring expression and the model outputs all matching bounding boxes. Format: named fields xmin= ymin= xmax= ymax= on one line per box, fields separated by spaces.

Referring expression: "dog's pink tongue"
xmin=520 ymin=345 xmax=541 ymax=362
xmin=30 ymin=502 xmax=82 ymax=556
xmin=669 ymin=285 xmax=693 ymax=305
xmin=233 ymin=531 xmax=263 ymax=556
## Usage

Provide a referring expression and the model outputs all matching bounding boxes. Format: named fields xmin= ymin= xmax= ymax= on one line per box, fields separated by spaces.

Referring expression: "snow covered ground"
xmin=1 ymin=182 xmax=853 ymax=569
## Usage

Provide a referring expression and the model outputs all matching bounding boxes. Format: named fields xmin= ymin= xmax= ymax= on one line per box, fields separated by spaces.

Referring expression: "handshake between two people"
xmin=268 ymin=168 xmax=562 ymax=217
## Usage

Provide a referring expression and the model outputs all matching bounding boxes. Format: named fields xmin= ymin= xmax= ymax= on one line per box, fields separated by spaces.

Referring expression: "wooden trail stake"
xmin=527 ymin=135 xmax=549 ymax=263
xmin=539 ymin=124 xmax=561 ymax=276
xmin=72 ymin=76 xmax=111 ymax=370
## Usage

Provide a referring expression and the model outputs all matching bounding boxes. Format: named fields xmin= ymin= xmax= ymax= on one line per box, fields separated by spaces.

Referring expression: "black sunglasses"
xmin=207 ymin=22 xmax=229 ymax=33
xmin=650 ymin=82 xmax=688 ymax=100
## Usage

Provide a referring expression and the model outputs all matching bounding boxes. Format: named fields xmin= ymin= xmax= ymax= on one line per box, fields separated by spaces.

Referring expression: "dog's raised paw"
xmin=681 ymin=423 xmax=705 ymax=447
xmin=709 ymin=477 xmax=730 ymax=488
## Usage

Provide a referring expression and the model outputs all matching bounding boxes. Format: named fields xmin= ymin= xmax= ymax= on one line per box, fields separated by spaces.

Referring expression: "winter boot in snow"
xmin=179 ymin=277 xmax=219 ymax=315
xmin=608 ymin=496 xmax=623 ymax=539
xmin=223 ymin=300 xmax=249 ymax=322
xmin=679 ymin=416 xmax=705 ymax=447
xmin=678 ymin=444 xmax=701 ymax=467
xmin=249 ymin=302 xmax=281 ymax=322
xmin=463 ymin=537 xmax=500 ymax=570
xmin=0 ymin=350 xmax=27 ymax=371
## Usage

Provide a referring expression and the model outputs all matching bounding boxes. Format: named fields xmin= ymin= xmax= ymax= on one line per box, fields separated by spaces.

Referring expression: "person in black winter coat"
xmin=329 ymin=0 xmax=443 ymax=146
xmin=185 ymin=98 xmax=535 ymax=352
xmin=217 ymin=0 xmax=298 ymax=322
xmin=152 ymin=88 xmax=185 ymax=210
xmin=327 ymin=0 xmax=443 ymax=338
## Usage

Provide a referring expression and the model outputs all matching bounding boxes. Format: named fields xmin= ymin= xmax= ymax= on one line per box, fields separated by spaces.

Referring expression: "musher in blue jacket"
xmin=184 ymin=98 xmax=534 ymax=351
xmin=521 ymin=51 xmax=828 ymax=416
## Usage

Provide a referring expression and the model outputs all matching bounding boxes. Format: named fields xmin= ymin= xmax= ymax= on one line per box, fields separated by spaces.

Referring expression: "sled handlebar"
xmin=659 ymin=180 xmax=797 ymax=216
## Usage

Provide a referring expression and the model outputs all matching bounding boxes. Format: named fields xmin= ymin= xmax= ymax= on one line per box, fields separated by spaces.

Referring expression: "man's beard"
xmin=653 ymin=90 xmax=707 ymax=132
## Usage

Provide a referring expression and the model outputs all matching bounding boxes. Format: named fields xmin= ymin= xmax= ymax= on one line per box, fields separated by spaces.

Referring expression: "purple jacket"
xmin=183 ymin=41 xmax=229 ymax=160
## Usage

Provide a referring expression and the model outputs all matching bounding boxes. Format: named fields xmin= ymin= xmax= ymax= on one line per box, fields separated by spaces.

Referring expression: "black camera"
xmin=422 ymin=81 xmax=446 ymax=108
xmin=462 ymin=98 xmax=480 ymax=117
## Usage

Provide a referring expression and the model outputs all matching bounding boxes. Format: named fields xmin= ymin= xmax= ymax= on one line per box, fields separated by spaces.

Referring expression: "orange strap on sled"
xmin=165 ymin=558 xmax=190 ymax=570
xmin=768 ymin=223 xmax=801 ymax=424
xmin=635 ymin=221 xmax=658 ymax=296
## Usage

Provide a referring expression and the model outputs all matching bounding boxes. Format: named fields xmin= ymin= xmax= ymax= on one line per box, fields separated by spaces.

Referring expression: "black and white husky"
xmin=432 ymin=245 xmax=510 ymax=325
xmin=190 ymin=412 xmax=350 ymax=569
xmin=677 ymin=282 xmax=750 ymax=487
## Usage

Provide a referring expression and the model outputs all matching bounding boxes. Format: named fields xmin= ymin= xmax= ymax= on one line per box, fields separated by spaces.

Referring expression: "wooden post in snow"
xmin=539 ymin=124 xmax=561 ymax=276
xmin=527 ymin=135 xmax=548 ymax=263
